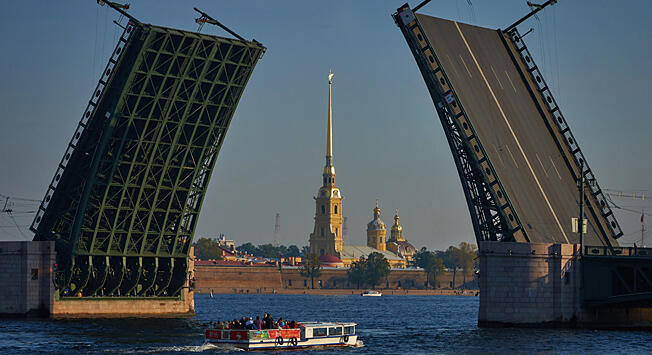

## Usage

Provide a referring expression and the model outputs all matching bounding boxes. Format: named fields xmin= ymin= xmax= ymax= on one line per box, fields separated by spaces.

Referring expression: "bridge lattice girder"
xmin=31 ymin=21 xmax=264 ymax=298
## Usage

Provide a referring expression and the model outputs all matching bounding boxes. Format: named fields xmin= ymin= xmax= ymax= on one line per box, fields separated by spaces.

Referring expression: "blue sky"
xmin=1 ymin=0 xmax=651 ymax=249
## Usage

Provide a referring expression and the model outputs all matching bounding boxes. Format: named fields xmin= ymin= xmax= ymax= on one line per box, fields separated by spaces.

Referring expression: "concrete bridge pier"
xmin=478 ymin=241 xmax=652 ymax=328
xmin=0 ymin=241 xmax=195 ymax=318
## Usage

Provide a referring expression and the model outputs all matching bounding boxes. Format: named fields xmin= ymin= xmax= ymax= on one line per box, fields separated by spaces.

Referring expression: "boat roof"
xmin=300 ymin=322 xmax=356 ymax=327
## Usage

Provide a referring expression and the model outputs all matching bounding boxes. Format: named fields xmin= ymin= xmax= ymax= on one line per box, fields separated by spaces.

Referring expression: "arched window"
xmin=335 ymin=228 xmax=338 ymax=236
xmin=334 ymin=205 xmax=338 ymax=214
xmin=321 ymin=205 xmax=325 ymax=214
xmin=320 ymin=227 xmax=324 ymax=236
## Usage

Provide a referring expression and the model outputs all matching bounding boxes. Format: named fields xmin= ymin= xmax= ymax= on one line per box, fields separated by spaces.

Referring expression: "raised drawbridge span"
xmin=394 ymin=3 xmax=652 ymax=309
xmin=31 ymin=8 xmax=264 ymax=299
xmin=393 ymin=4 xmax=623 ymax=248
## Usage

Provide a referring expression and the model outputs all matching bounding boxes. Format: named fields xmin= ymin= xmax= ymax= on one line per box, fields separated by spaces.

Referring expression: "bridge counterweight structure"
xmin=31 ymin=17 xmax=264 ymax=299
xmin=393 ymin=5 xmax=622 ymax=248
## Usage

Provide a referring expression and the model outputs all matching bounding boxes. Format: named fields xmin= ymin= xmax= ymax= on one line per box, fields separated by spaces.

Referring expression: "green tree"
xmin=347 ymin=258 xmax=366 ymax=289
xmin=300 ymin=253 xmax=322 ymax=289
xmin=301 ymin=246 xmax=310 ymax=257
xmin=237 ymin=242 xmax=257 ymax=256
xmin=193 ymin=238 xmax=223 ymax=260
xmin=444 ymin=245 xmax=463 ymax=289
xmin=364 ymin=252 xmax=390 ymax=289
xmin=257 ymin=243 xmax=280 ymax=258
xmin=286 ymin=245 xmax=301 ymax=257
xmin=458 ymin=242 xmax=477 ymax=286
xmin=414 ymin=247 xmax=445 ymax=289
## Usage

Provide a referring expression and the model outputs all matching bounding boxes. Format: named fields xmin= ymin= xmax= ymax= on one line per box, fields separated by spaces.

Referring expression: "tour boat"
xmin=205 ymin=322 xmax=358 ymax=350
xmin=361 ymin=290 xmax=382 ymax=296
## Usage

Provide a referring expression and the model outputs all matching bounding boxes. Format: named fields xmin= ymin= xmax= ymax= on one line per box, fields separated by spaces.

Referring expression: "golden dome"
xmin=367 ymin=201 xmax=386 ymax=231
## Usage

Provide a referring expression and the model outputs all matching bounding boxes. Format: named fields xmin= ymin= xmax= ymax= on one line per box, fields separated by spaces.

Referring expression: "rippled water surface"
xmin=0 ymin=294 xmax=650 ymax=354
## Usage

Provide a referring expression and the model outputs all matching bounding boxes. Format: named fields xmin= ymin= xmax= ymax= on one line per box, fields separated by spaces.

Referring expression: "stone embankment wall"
xmin=0 ymin=241 xmax=55 ymax=316
xmin=194 ymin=265 xmax=472 ymax=294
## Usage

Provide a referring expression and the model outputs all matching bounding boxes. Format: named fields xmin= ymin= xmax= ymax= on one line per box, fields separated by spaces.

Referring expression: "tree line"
xmin=192 ymin=239 xmax=307 ymax=260
xmin=412 ymin=242 xmax=477 ymax=289
xmin=236 ymin=243 xmax=304 ymax=258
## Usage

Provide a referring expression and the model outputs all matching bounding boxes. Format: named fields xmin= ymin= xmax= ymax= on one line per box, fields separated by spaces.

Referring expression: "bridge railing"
xmin=584 ymin=245 xmax=652 ymax=257
xmin=30 ymin=21 xmax=137 ymax=235
xmin=506 ymin=28 xmax=624 ymax=242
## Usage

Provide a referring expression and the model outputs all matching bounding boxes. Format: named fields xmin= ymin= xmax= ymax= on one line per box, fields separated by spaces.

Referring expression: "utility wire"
xmin=0 ymin=193 xmax=40 ymax=203
xmin=4 ymin=213 xmax=28 ymax=238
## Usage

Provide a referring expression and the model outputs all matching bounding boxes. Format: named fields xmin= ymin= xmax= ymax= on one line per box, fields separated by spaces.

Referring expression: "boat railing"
xmin=206 ymin=328 xmax=301 ymax=342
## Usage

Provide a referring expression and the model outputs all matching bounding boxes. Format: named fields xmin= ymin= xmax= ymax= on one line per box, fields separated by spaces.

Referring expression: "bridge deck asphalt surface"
xmin=416 ymin=14 xmax=609 ymax=246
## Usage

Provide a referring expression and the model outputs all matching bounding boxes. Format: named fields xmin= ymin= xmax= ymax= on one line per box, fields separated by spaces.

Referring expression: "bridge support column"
xmin=0 ymin=241 xmax=195 ymax=318
xmin=479 ymin=241 xmax=652 ymax=328
xmin=479 ymin=241 xmax=581 ymax=327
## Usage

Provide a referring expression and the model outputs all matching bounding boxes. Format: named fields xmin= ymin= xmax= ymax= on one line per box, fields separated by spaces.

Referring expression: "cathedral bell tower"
xmin=309 ymin=71 xmax=343 ymax=256
xmin=389 ymin=209 xmax=405 ymax=242
xmin=367 ymin=200 xmax=387 ymax=251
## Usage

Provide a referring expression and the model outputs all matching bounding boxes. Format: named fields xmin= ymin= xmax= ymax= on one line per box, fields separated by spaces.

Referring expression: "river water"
xmin=0 ymin=294 xmax=650 ymax=354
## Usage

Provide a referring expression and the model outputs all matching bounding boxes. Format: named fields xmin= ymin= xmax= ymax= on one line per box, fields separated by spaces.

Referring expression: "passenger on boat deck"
xmin=289 ymin=320 xmax=296 ymax=329
xmin=254 ymin=316 xmax=263 ymax=330
xmin=240 ymin=316 xmax=247 ymax=328
xmin=264 ymin=314 xmax=274 ymax=329
xmin=245 ymin=317 xmax=256 ymax=330
xmin=277 ymin=318 xmax=285 ymax=329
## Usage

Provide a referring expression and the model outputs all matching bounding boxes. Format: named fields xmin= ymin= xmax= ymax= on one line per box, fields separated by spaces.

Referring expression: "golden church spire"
xmin=309 ymin=70 xmax=344 ymax=257
xmin=323 ymin=70 xmax=336 ymax=185
xmin=327 ymin=70 xmax=334 ymax=159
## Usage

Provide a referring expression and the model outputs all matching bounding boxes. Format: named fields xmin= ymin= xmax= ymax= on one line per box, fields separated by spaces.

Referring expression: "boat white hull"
xmin=207 ymin=335 xmax=358 ymax=350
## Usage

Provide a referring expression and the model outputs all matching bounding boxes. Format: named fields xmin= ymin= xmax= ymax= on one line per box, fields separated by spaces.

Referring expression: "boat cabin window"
xmin=328 ymin=327 xmax=342 ymax=336
xmin=313 ymin=327 xmax=327 ymax=337
xmin=344 ymin=326 xmax=355 ymax=335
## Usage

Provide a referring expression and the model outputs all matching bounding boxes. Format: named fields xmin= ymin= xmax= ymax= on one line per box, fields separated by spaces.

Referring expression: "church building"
xmin=308 ymin=71 xmax=415 ymax=268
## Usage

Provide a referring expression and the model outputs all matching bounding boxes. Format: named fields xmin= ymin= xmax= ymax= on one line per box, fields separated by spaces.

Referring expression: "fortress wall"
xmin=195 ymin=266 xmax=283 ymax=293
xmin=195 ymin=265 xmax=469 ymax=293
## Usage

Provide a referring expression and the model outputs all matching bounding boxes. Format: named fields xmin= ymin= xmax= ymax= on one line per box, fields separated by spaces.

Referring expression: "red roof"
xmin=319 ymin=253 xmax=343 ymax=264
xmin=195 ymin=260 xmax=246 ymax=266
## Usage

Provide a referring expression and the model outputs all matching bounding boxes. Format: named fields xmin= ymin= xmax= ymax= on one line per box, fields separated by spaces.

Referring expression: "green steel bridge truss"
xmin=31 ymin=20 xmax=264 ymax=298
